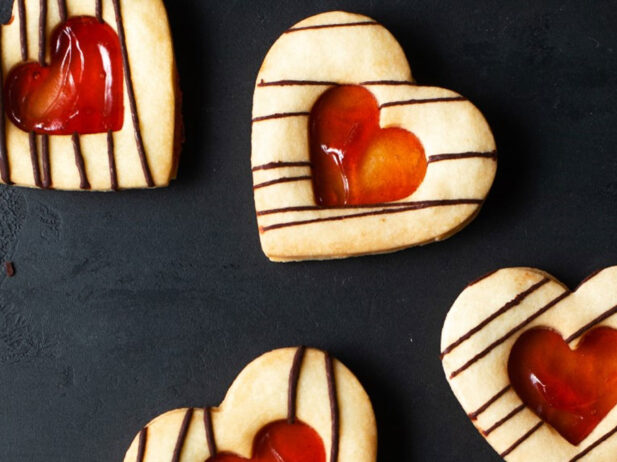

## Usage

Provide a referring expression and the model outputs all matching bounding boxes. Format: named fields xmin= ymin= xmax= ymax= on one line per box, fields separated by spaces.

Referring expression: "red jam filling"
xmin=309 ymin=85 xmax=427 ymax=206
xmin=207 ymin=420 xmax=325 ymax=462
xmin=508 ymin=327 xmax=617 ymax=445
xmin=4 ymin=16 xmax=123 ymax=135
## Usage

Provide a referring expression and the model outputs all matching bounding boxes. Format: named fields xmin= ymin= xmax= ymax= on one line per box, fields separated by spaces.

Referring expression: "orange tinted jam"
xmin=508 ymin=327 xmax=617 ymax=445
xmin=207 ymin=421 xmax=326 ymax=462
xmin=309 ymin=85 xmax=426 ymax=206
xmin=5 ymin=16 xmax=123 ymax=135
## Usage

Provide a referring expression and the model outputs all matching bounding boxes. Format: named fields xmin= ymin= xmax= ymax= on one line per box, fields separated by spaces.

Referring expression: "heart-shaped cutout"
xmin=309 ymin=85 xmax=426 ymax=206
xmin=251 ymin=11 xmax=497 ymax=261
xmin=441 ymin=266 xmax=617 ymax=461
xmin=5 ymin=16 xmax=124 ymax=135
xmin=509 ymin=326 xmax=617 ymax=446
xmin=124 ymin=347 xmax=376 ymax=462
xmin=207 ymin=421 xmax=325 ymax=462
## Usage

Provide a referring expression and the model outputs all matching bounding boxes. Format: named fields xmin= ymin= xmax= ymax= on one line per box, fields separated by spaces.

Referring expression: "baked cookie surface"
xmin=124 ymin=347 xmax=377 ymax=462
xmin=0 ymin=0 xmax=180 ymax=190
xmin=251 ymin=11 xmax=496 ymax=261
xmin=441 ymin=266 xmax=617 ymax=461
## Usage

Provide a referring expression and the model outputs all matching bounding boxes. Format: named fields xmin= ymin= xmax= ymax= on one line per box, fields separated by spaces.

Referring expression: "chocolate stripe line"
xmin=499 ymin=422 xmax=543 ymax=458
xmin=325 ymin=353 xmax=339 ymax=462
xmin=252 ymin=111 xmax=309 ymax=123
xmin=39 ymin=0 xmax=51 ymax=188
xmin=570 ymin=424 xmax=617 ymax=462
xmin=484 ymin=302 xmax=617 ymax=457
xmin=252 ymin=161 xmax=312 ymax=171
xmin=72 ymin=133 xmax=90 ymax=189
xmin=428 ymin=151 xmax=498 ymax=164
xmin=258 ymin=199 xmax=484 ymax=216
xmin=259 ymin=199 xmax=483 ymax=232
xmin=107 ymin=131 xmax=118 ymax=190
xmin=18 ymin=0 xmax=43 ymax=188
xmin=0 ymin=32 xmax=10 ymax=184
xmin=288 ymin=346 xmax=306 ymax=424
xmin=441 ymin=278 xmax=550 ymax=358
xmin=380 ymin=96 xmax=467 ymax=109
xmin=95 ymin=0 xmax=103 ymax=22
xmin=112 ymin=0 xmax=154 ymax=187
xmin=482 ymin=404 xmax=526 ymax=437
xmin=253 ymin=175 xmax=311 ymax=190
xmin=204 ymin=407 xmax=217 ymax=457
xmin=136 ymin=427 xmax=147 ymax=462
xmin=285 ymin=20 xmax=379 ymax=34
xmin=468 ymin=385 xmax=512 ymax=420
xmin=448 ymin=290 xmax=570 ymax=379
xmin=57 ymin=0 xmax=67 ymax=22
xmin=171 ymin=407 xmax=194 ymax=462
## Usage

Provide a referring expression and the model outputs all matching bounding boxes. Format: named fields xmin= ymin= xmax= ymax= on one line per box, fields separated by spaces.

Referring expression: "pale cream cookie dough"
xmin=124 ymin=347 xmax=377 ymax=462
xmin=251 ymin=11 xmax=497 ymax=261
xmin=441 ymin=266 xmax=617 ymax=461
xmin=0 ymin=0 xmax=180 ymax=190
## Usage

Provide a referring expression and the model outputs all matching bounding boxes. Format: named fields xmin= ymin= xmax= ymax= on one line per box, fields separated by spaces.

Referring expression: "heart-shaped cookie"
xmin=441 ymin=267 xmax=617 ymax=461
xmin=124 ymin=347 xmax=377 ymax=462
xmin=251 ymin=11 xmax=496 ymax=261
xmin=0 ymin=0 xmax=181 ymax=190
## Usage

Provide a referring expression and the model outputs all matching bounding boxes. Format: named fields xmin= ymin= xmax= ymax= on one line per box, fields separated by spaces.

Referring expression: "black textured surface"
xmin=1 ymin=0 xmax=616 ymax=461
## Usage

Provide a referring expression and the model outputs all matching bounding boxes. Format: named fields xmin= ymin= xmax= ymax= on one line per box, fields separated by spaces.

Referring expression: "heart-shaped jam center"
xmin=309 ymin=85 xmax=427 ymax=206
xmin=207 ymin=420 xmax=325 ymax=462
xmin=508 ymin=327 xmax=617 ymax=445
xmin=4 ymin=16 xmax=123 ymax=135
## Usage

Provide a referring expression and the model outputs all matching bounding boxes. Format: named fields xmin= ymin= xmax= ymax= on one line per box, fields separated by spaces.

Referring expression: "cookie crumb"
xmin=4 ymin=261 xmax=15 ymax=277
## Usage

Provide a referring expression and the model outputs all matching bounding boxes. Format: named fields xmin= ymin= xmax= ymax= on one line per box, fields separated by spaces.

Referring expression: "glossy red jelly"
xmin=207 ymin=420 xmax=325 ymax=462
xmin=508 ymin=327 xmax=617 ymax=445
xmin=5 ymin=16 xmax=123 ymax=135
xmin=309 ymin=85 xmax=427 ymax=206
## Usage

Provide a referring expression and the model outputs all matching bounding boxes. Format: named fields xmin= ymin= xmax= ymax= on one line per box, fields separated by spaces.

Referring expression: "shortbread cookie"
xmin=251 ymin=11 xmax=496 ymax=261
xmin=124 ymin=347 xmax=377 ymax=462
xmin=441 ymin=266 xmax=617 ymax=461
xmin=0 ymin=0 xmax=180 ymax=190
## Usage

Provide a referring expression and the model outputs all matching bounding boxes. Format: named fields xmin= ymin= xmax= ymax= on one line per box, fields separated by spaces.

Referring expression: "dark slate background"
xmin=0 ymin=0 xmax=616 ymax=460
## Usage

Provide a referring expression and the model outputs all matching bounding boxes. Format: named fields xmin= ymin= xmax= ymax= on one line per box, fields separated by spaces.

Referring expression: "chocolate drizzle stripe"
xmin=499 ymin=422 xmax=543 ymax=458
xmin=38 ymin=0 xmax=47 ymax=63
xmin=253 ymin=175 xmax=312 ymax=190
xmin=112 ymin=0 xmax=155 ymax=187
xmin=360 ymin=80 xmax=416 ymax=86
xmin=449 ymin=290 xmax=570 ymax=379
xmin=252 ymin=112 xmax=310 ymax=123
xmin=468 ymin=385 xmax=512 ymax=420
xmin=569 ymin=424 xmax=617 ymax=462
xmin=566 ymin=304 xmax=617 ymax=343
xmin=28 ymin=132 xmax=42 ymax=187
xmin=0 ymin=32 xmax=10 ymax=184
xmin=252 ymin=161 xmax=312 ymax=172
xmin=203 ymin=407 xmax=217 ymax=457
xmin=57 ymin=0 xmax=67 ymax=22
xmin=285 ymin=21 xmax=379 ymax=34
xmin=107 ymin=131 xmax=118 ymax=190
xmin=258 ymin=80 xmax=338 ymax=87
xmin=288 ymin=346 xmax=306 ymax=424
xmin=441 ymin=278 xmax=550 ymax=358
xmin=428 ymin=151 xmax=498 ymax=164
xmin=466 ymin=269 xmax=500 ymax=289
xmin=325 ymin=353 xmax=339 ymax=462
xmin=17 ymin=0 xmax=27 ymax=59
xmin=380 ymin=96 xmax=467 ymax=109
xmin=95 ymin=0 xmax=103 ymax=22
xmin=575 ymin=268 xmax=606 ymax=291
xmin=41 ymin=135 xmax=51 ymax=188
xmin=171 ymin=408 xmax=194 ymax=462
xmin=482 ymin=404 xmax=526 ymax=436
xmin=260 ymin=199 xmax=483 ymax=232
xmin=71 ymin=133 xmax=90 ymax=189
xmin=258 ymin=199 xmax=484 ymax=217
xmin=136 ymin=427 xmax=147 ymax=462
